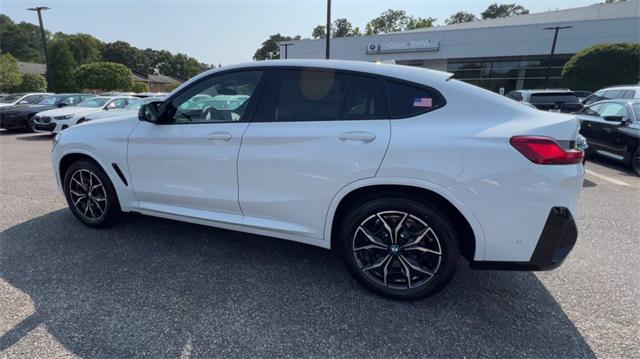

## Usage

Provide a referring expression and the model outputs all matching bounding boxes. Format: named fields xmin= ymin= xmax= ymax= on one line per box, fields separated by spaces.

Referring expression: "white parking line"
xmin=585 ymin=169 xmax=629 ymax=186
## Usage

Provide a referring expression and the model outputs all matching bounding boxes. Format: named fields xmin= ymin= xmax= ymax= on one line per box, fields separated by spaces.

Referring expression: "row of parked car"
xmin=505 ymin=85 xmax=640 ymax=176
xmin=0 ymin=92 xmax=167 ymax=133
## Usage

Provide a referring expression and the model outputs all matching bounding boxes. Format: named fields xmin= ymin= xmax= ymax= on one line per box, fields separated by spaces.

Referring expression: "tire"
xmin=63 ymin=160 xmax=121 ymax=227
xmin=632 ymin=148 xmax=640 ymax=177
xmin=338 ymin=197 xmax=460 ymax=300
xmin=27 ymin=115 xmax=37 ymax=133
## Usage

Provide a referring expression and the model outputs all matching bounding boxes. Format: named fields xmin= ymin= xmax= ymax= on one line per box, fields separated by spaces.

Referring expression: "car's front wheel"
xmin=339 ymin=197 xmax=459 ymax=300
xmin=63 ymin=160 xmax=121 ymax=227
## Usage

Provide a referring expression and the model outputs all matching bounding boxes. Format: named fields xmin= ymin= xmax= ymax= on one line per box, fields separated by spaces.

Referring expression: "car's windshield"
xmin=530 ymin=93 xmax=580 ymax=104
xmin=77 ymin=98 xmax=110 ymax=108
xmin=38 ymin=95 xmax=60 ymax=105
xmin=0 ymin=94 xmax=24 ymax=103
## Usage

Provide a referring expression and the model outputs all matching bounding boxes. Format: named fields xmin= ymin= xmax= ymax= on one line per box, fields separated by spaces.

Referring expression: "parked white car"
xmin=80 ymin=97 xmax=165 ymax=123
xmin=34 ymin=96 xmax=135 ymax=133
xmin=0 ymin=92 xmax=52 ymax=108
xmin=51 ymin=60 xmax=584 ymax=300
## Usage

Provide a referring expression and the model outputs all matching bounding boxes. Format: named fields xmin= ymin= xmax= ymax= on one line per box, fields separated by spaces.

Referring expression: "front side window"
xmin=599 ymin=103 xmax=628 ymax=118
xmin=632 ymin=103 xmax=640 ymax=120
xmin=38 ymin=95 xmax=58 ymax=105
xmin=106 ymin=98 xmax=128 ymax=109
xmin=168 ymin=70 xmax=262 ymax=124
xmin=387 ymin=80 xmax=443 ymax=118
xmin=22 ymin=94 xmax=46 ymax=104
xmin=79 ymin=98 xmax=110 ymax=108
xmin=620 ymin=90 xmax=636 ymax=99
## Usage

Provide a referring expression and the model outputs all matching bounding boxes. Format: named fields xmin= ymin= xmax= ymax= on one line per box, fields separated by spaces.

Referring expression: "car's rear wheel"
xmin=339 ymin=197 xmax=459 ymax=300
xmin=632 ymin=148 xmax=640 ymax=177
xmin=63 ymin=160 xmax=120 ymax=227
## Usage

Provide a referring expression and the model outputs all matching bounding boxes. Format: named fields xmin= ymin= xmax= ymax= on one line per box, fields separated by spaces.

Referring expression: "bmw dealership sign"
xmin=366 ymin=39 xmax=440 ymax=54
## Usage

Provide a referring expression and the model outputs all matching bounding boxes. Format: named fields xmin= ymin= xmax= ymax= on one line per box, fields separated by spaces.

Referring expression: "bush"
xmin=131 ymin=82 xmax=149 ymax=93
xmin=74 ymin=62 xmax=133 ymax=91
xmin=562 ymin=43 xmax=640 ymax=91
xmin=17 ymin=73 xmax=47 ymax=92
xmin=0 ymin=53 xmax=22 ymax=92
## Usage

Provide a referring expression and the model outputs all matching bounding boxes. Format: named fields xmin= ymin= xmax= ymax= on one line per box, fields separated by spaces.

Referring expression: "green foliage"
xmin=131 ymin=82 xmax=149 ymax=93
xmin=159 ymin=53 xmax=205 ymax=79
xmin=562 ymin=43 xmax=640 ymax=91
xmin=446 ymin=11 xmax=478 ymax=24
xmin=101 ymin=41 xmax=146 ymax=72
xmin=312 ymin=25 xmax=326 ymax=39
xmin=74 ymin=62 xmax=133 ymax=91
xmin=164 ymin=82 xmax=181 ymax=92
xmin=406 ymin=17 xmax=436 ymax=30
xmin=54 ymin=33 xmax=102 ymax=65
xmin=17 ymin=73 xmax=47 ymax=92
xmin=254 ymin=33 xmax=302 ymax=60
xmin=364 ymin=9 xmax=434 ymax=35
xmin=481 ymin=3 xmax=529 ymax=19
xmin=312 ymin=18 xmax=361 ymax=39
xmin=0 ymin=14 xmax=47 ymax=62
xmin=0 ymin=53 xmax=23 ymax=92
xmin=49 ymin=40 xmax=78 ymax=92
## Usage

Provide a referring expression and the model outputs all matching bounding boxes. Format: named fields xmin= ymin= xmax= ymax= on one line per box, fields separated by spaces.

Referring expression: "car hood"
xmin=37 ymin=106 xmax=104 ymax=117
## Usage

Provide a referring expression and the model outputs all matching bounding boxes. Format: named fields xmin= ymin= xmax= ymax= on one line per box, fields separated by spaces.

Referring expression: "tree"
xmin=74 ymin=62 xmax=133 ymax=91
xmin=562 ymin=43 xmax=640 ymax=91
xmin=16 ymin=73 xmax=47 ymax=92
xmin=406 ymin=17 xmax=437 ymax=30
xmin=131 ymin=82 xmax=149 ymax=93
xmin=254 ymin=33 xmax=301 ymax=60
xmin=445 ymin=11 xmax=478 ymax=24
xmin=312 ymin=25 xmax=326 ymax=39
xmin=0 ymin=14 xmax=47 ymax=62
xmin=101 ymin=41 xmax=146 ymax=72
xmin=365 ymin=9 xmax=410 ymax=34
xmin=364 ymin=9 xmax=434 ymax=34
xmin=55 ymin=33 xmax=102 ymax=65
xmin=333 ymin=18 xmax=361 ymax=37
xmin=481 ymin=3 xmax=529 ymax=19
xmin=159 ymin=53 xmax=204 ymax=79
xmin=0 ymin=53 xmax=23 ymax=92
xmin=49 ymin=40 xmax=78 ymax=92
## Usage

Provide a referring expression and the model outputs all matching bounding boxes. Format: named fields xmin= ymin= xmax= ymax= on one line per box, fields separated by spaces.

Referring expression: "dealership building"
xmin=282 ymin=1 xmax=640 ymax=92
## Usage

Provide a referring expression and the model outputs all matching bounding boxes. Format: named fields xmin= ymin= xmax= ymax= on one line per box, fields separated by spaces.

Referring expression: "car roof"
xmin=175 ymin=59 xmax=454 ymax=93
xmin=598 ymin=85 xmax=640 ymax=91
xmin=515 ymin=89 xmax=576 ymax=94
xmin=587 ymin=99 xmax=640 ymax=106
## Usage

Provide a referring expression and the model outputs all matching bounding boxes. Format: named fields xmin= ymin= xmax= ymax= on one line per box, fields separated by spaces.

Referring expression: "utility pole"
xmin=325 ymin=0 xmax=331 ymax=59
xmin=543 ymin=25 xmax=572 ymax=89
xmin=281 ymin=43 xmax=294 ymax=59
xmin=27 ymin=7 xmax=51 ymax=88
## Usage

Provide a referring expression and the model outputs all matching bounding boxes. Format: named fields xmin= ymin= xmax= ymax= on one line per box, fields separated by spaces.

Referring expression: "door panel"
xmin=237 ymin=68 xmax=391 ymax=240
xmin=238 ymin=120 xmax=390 ymax=238
xmin=127 ymin=121 xmax=248 ymax=222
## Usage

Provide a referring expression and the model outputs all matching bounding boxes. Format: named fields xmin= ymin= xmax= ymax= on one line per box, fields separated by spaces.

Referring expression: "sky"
xmin=1 ymin=0 xmax=601 ymax=65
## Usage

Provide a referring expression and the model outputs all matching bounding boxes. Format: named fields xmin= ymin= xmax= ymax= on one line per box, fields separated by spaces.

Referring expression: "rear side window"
xmin=530 ymin=93 xmax=580 ymax=104
xmin=386 ymin=80 xmax=443 ymax=118
xmin=256 ymin=68 xmax=388 ymax=122
xmin=620 ymin=90 xmax=636 ymax=99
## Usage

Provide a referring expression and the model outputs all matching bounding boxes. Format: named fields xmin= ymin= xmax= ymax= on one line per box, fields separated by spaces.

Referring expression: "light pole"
xmin=543 ymin=25 xmax=572 ymax=89
xmin=27 ymin=6 xmax=51 ymax=88
xmin=281 ymin=43 xmax=294 ymax=59
xmin=325 ymin=0 xmax=331 ymax=59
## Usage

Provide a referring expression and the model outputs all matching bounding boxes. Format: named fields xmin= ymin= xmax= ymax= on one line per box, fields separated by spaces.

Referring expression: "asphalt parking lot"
xmin=1 ymin=131 xmax=638 ymax=358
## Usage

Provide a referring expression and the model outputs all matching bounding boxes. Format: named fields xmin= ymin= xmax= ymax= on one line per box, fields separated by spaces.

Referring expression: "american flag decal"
xmin=413 ymin=97 xmax=433 ymax=108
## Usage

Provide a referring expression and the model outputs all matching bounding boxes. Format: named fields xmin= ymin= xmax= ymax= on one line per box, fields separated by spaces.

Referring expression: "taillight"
xmin=510 ymin=136 xmax=584 ymax=165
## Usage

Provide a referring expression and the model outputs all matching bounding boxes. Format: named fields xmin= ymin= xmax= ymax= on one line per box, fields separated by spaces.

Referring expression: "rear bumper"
xmin=470 ymin=207 xmax=577 ymax=271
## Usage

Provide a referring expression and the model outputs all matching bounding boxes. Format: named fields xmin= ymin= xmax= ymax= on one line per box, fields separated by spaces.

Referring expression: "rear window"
xmin=387 ymin=81 xmax=443 ymax=118
xmin=529 ymin=93 xmax=579 ymax=104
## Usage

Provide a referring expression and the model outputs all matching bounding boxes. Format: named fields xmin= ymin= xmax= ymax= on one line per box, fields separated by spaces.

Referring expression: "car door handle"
xmin=338 ymin=131 xmax=376 ymax=143
xmin=206 ymin=131 xmax=232 ymax=141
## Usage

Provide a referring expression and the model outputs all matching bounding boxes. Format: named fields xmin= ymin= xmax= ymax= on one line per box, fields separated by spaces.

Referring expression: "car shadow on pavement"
xmin=14 ymin=133 xmax=53 ymax=141
xmin=0 ymin=210 xmax=596 ymax=358
xmin=586 ymin=155 xmax=637 ymax=179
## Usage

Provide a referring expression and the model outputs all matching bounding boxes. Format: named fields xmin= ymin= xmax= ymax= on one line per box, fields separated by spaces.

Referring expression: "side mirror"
xmin=138 ymin=101 xmax=164 ymax=123
xmin=57 ymin=102 xmax=69 ymax=108
xmin=602 ymin=115 xmax=623 ymax=122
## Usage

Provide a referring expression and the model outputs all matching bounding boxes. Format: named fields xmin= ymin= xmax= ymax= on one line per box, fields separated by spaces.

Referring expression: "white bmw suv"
xmin=34 ymin=96 xmax=134 ymax=133
xmin=51 ymin=60 xmax=584 ymax=300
